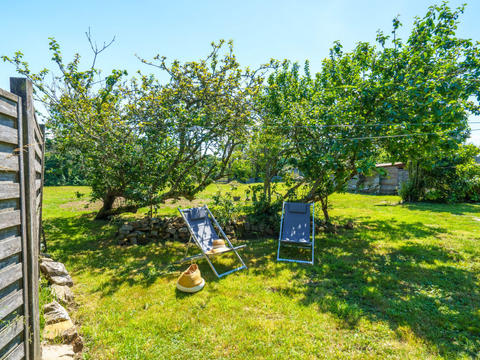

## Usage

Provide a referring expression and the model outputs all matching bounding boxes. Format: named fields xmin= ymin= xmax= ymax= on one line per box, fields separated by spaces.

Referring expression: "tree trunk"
xmin=319 ymin=196 xmax=330 ymax=224
xmin=95 ymin=193 xmax=116 ymax=220
xmin=406 ymin=160 xmax=422 ymax=202
xmin=264 ymin=168 xmax=271 ymax=204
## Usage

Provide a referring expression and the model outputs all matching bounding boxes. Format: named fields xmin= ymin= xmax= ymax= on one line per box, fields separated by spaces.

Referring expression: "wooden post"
xmin=10 ymin=77 xmax=41 ymax=360
xmin=17 ymin=95 xmax=31 ymax=360
xmin=39 ymin=124 xmax=46 ymax=251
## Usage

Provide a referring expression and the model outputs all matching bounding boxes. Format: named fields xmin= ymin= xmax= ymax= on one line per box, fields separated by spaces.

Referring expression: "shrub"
xmin=400 ymin=144 xmax=480 ymax=203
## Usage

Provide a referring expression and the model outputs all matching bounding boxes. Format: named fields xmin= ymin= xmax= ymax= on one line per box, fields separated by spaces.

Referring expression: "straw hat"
xmin=209 ymin=239 xmax=230 ymax=254
xmin=176 ymin=264 xmax=205 ymax=293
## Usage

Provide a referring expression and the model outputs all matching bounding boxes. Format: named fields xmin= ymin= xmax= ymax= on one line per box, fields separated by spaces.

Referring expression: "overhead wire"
xmin=257 ymin=121 xmax=480 ymax=129
xmin=246 ymin=122 xmax=479 ymax=142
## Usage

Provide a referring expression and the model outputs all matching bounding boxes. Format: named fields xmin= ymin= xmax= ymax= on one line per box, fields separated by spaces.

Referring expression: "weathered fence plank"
xmin=0 ymin=263 xmax=22 ymax=291
xmin=0 ymin=89 xmax=18 ymax=103
xmin=0 ymin=317 xmax=23 ymax=352
xmin=34 ymin=161 xmax=41 ymax=175
xmin=0 ymin=211 xmax=21 ymax=231
xmin=34 ymin=180 xmax=41 ymax=193
xmin=0 ymin=153 xmax=19 ymax=173
xmin=3 ymin=342 xmax=25 ymax=360
xmin=0 ymin=124 xmax=18 ymax=145
xmin=0 ymin=184 xmax=20 ymax=201
xmin=3 ymin=343 xmax=25 ymax=360
xmin=0 ymin=289 xmax=23 ymax=320
xmin=0 ymin=237 xmax=21 ymax=261
xmin=33 ymin=141 xmax=42 ymax=160
xmin=0 ymin=101 xmax=17 ymax=119
xmin=17 ymin=95 xmax=30 ymax=360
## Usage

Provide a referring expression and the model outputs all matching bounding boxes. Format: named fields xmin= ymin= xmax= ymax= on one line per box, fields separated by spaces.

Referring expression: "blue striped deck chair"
xmin=277 ymin=202 xmax=315 ymax=265
xmin=178 ymin=205 xmax=247 ymax=278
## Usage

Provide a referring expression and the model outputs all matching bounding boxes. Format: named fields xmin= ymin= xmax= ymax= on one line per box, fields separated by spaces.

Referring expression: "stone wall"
xmin=116 ymin=216 xmax=282 ymax=246
xmin=116 ymin=215 xmax=353 ymax=246
xmin=39 ymin=255 xmax=83 ymax=359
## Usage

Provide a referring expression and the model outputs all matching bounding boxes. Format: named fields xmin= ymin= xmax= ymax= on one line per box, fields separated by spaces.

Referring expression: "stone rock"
xmin=42 ymin=344 xmax=75 ymax=360
xmin=51 ymin=284 xmax=74 ymax=304
xmin=150 ymin=230 xmax=158 ymax=236
xmin=44 ymin=301 xmax=71 ymax=324
xmin=46 ymin=323 xmax=83 ymax=353
xmin=50 ymin=275 xmax=74 ymax=287
xmin=120 ymin=224 xmax=133 ymax=232
xmin=72 ymin=336 xmax=84 ymax=353
xmin=61 ymin=326 xmax=79 ymax=343
xmin=43 ymin=320 xmax=75 ymax=341
xmin=40 ymin=261 xmax=69 ymax=278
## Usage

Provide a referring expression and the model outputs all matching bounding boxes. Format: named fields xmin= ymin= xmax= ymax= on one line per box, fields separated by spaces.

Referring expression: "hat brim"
xmin=208 ymin=246 xmax=231 ymax=254
xmin=176 ymin=278 xmax=205 ymax=293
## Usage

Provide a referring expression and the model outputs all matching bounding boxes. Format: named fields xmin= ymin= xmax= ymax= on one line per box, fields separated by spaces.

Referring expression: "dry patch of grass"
xmin=59 ymin=200 xmax=102 ymax=212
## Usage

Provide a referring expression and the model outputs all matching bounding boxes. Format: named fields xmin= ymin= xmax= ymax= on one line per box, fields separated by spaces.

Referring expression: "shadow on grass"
xmin=44 ymin=213 xmax=480 ymax=357
xmin=402 ymin=201 xmax=480 ymax=215
xmin=268 ymin=218 xmax=480 ymax=358
xmin=44 ymin=213 xmax=247 ymax=297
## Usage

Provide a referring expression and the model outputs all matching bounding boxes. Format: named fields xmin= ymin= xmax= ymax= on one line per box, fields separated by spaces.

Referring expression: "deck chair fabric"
xmin=178 ymin=205 xmax=247 ymax=278
xmin=277 ymin=202 xmax=315 ymax=265
xmin=281 ymin=202 xmax=311 ymax=243
xmin=182 ymin=208 xmax=219 ymax=252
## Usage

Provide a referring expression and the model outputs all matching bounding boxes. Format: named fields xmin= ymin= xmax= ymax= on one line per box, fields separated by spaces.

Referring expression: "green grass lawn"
xmin=42 ymin=185 xmax=480 ymax=359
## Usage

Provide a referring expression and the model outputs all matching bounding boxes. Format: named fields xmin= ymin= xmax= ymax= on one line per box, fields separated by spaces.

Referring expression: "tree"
xmin=124 ymin=40 xmax=272 ymax=212
xmin=247 ymin=124 xmax=287 ymax=203
xmin=374 ymin=3 xmax=480 ymax=200
xmin=3 ymin=37 xmax=271 ymax=219
xmin=228 ymin=150 xmax=254 ymax=183
xmin=3 ymin=33 xmax=140 ymax=219
xmin=260 ymin=3 xmax=480 ymax=223
xmin=261 ymin=48 xmax=382 ymax=224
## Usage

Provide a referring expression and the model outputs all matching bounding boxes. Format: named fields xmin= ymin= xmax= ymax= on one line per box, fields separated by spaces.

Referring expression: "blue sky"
xmin=1 ymin=0 xmax=479 ymax=142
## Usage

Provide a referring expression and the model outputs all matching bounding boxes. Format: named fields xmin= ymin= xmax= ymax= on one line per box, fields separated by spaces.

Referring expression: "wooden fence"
xmin=0 ymin=78 xmax=43 ymax=360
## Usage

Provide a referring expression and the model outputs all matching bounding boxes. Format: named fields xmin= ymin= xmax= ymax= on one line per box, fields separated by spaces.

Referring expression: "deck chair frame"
xmin=277 ymin=202 xmax=315 ymax=265
xmin=177 ymin=205 xmax=247 ymax=278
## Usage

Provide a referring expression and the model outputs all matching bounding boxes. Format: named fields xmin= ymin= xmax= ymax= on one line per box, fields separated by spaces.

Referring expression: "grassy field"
xmin=42 ymin=185 xmax=480 ymax=359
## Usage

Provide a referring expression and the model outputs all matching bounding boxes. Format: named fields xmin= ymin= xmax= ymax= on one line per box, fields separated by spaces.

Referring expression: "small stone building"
xmin=348 ymin=162 xmax=409 ymax=195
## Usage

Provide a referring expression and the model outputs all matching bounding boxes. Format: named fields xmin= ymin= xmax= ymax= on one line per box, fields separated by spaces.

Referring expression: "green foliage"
xmin=244 ymin=184 xmax=283 ymax=228
xmin=260 ymin=50 xmax=382 ymax=222
xmin=228 ymin=151 xmax=254 ymax=183
xmin=210 ymin=190 xmax=242 ymax=227
xmin=4 ymin=38 xmax=271 ymax=219
xmin=374 ymin=3 xmax=478 ymax=162
xmin=130 ymin=40 xmax=273 ymax=207
xmin=44 ymin=137 xmax=88 ymax=186
xmin=246 ymin=119 xmax=288 ymax=202
xmin=256 ymin=3 xmax=480 ymax=222
xmin=400 ymin=144 xmax=480 ymax=203
xmin=5 ymin=2 xmax=480 ymax=225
